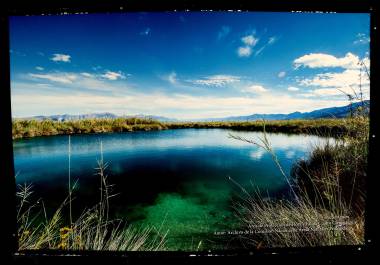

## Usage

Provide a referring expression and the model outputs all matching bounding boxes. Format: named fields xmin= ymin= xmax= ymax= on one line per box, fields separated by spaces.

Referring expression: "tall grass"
xmin=16 ymin=140 xmax=168 ymax=251
xmin=12 ymin=117 xmax=167 ymax=139
xmin=68 ymin=135 xmax=72 ymax=227
xmin=168 ymin=118 xmax=352 ymax=136
xmin=230 ymin=115 xmax=367 ymax=248
xmin=13 ymin=117 xmax=353 ymax=139
xmin=292 ymin=115 xmax=368 ymax=216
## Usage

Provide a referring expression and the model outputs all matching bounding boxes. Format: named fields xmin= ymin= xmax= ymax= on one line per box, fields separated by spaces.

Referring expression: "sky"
xmin=9 ymin=12 xmax=370 ymax=120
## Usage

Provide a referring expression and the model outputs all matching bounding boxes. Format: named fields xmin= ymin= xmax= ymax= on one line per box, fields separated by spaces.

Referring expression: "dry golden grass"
xmin=230 ymin=115 xmax=367 ymax=248
xmin=13 ymin=117 xmax=354 ymax=139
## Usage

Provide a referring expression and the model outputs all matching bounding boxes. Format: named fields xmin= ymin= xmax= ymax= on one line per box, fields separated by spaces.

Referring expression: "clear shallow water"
xmin=13 ymin=129 xmax=333 ymax=250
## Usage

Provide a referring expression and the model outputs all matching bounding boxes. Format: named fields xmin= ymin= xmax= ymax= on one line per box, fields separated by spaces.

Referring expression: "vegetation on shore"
xmin=292 ymin=115 xmax=368 ymax=217
xmin=12 ymin=117 xmax=356 ymax=139
xmin=230 ymin=112 xmax=368 ymax=247
xmin=12 ymin=117 xmax=166 ymax=139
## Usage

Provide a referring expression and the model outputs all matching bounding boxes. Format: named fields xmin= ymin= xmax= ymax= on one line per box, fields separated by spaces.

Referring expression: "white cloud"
xmin=362 ymin=57 xmax=370 ymax=70
xmin=237 ymin=46 xmax=252 ymax=57
xmin=35 ymin=66 xmax=44 ymax=71
xmin=160 ymin=72 xmax=179 ymax=85
xmin=29 ymin=73 xmax=77 ymax=84
xmin=217 ymin=26 xmax=231 ymax=40
xmin=293 ymin=52 xmax=361 ymax=70
xmin=287 ymin=86 xmax=299 ymax=92
xmin=11 ymin=89 xmax=350 ymax=120
xmin=278 ymin=71 xmax=286 ymax=78
xmin=299 ymin=69 xmax=369 ymax=89
xmin=312 ymin=88 xmax=348 ymax=96
xmin=168 ymin=72 xmax=177 ymax=84
xmin=294 ymin=52 xmax=370 ymax=100
xmin=140 ymin=27 xmax=151 ymax=36
xmin=29 ymin=70 xmax=127 ymax=84
xmin=295 ymin=86 xmax=368 ymax=98
xmin=190 ymin=75 xmax=240 ymax=87
xmin=81 ymin=72 xmax=94 ymax=78
xmin=242 ymin=85 xmax=268 ymax=94
xmin=101 ymin=71 xmax=126 ymax=81
xmin=312 ymin=86 xmax=369 ymax=97
xmin=298 ymin=93 xmax=315 ymax=98
xmin=237 ymin=34 xmax=259 ymax=58
xmin=241 ymin=35 xmax=258 ymax=46
xmin=50 ymin=53 xmax=71 ymax=63
xmin=161 ymin=71 xmax=178 ymax=85
xmin=354 ymin=33 xmax=370 ymax=45
xmin=26 ymin=71 xmax=129 ymax=93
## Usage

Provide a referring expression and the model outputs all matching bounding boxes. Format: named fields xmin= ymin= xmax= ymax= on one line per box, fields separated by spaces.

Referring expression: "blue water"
xmin=13 ymin=129 xmax=333 ymax=250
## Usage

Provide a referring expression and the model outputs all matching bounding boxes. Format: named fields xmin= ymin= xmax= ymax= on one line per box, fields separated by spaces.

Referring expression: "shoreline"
xmin=12 ymin=118 xmax=354 ymax=140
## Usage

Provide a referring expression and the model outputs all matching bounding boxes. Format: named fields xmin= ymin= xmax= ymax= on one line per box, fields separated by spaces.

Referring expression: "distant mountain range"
xmin=20 ymin=113 xmax=178 ymax=122
xmin=25 ymin=113 xmax=118 ymax=121
xmin=20 ymin=100 xmax=369 ymax=122
xmin=201 ymin=100 xmax=369 ymax=122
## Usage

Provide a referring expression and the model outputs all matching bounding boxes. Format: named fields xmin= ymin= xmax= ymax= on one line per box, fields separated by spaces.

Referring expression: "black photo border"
xmin=0 ymin=0 xmax=377 ymax=264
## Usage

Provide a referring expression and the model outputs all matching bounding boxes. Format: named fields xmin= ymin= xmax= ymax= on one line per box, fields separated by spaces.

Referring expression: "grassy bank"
xmin=292 ymin=115 xmax=368 ymax=216
xmin=167 ymin=118 xmax=351 ymax=136
xmin=12 ymin=117 xmax=166 ymax=139
xmin=231 ymin=115 xmax=368 ymax=247
xmin=12 ymin=117 xmax=355 ymax=139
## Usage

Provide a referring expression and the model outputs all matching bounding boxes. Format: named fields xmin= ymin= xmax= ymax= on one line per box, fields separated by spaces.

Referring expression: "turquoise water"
xmin=13 ymin=129 xmax=332 ymax=250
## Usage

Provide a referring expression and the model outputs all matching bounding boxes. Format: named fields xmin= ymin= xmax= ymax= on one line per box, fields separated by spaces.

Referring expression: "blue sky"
xmin=9 ymin=12 xmax=370 ymax=119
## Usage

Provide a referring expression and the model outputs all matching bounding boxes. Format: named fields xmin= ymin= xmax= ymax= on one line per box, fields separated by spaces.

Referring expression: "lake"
xmin=13 ymin=128 xmax=333 ymax=250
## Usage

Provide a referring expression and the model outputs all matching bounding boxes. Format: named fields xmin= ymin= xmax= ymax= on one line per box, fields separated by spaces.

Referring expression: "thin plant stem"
xmin=68 ymin=135 xmax=72 ymax=226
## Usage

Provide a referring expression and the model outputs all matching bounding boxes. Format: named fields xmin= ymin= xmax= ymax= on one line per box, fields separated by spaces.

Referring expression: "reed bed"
xmin=12 ymin=117 xmax=354 ymax=139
